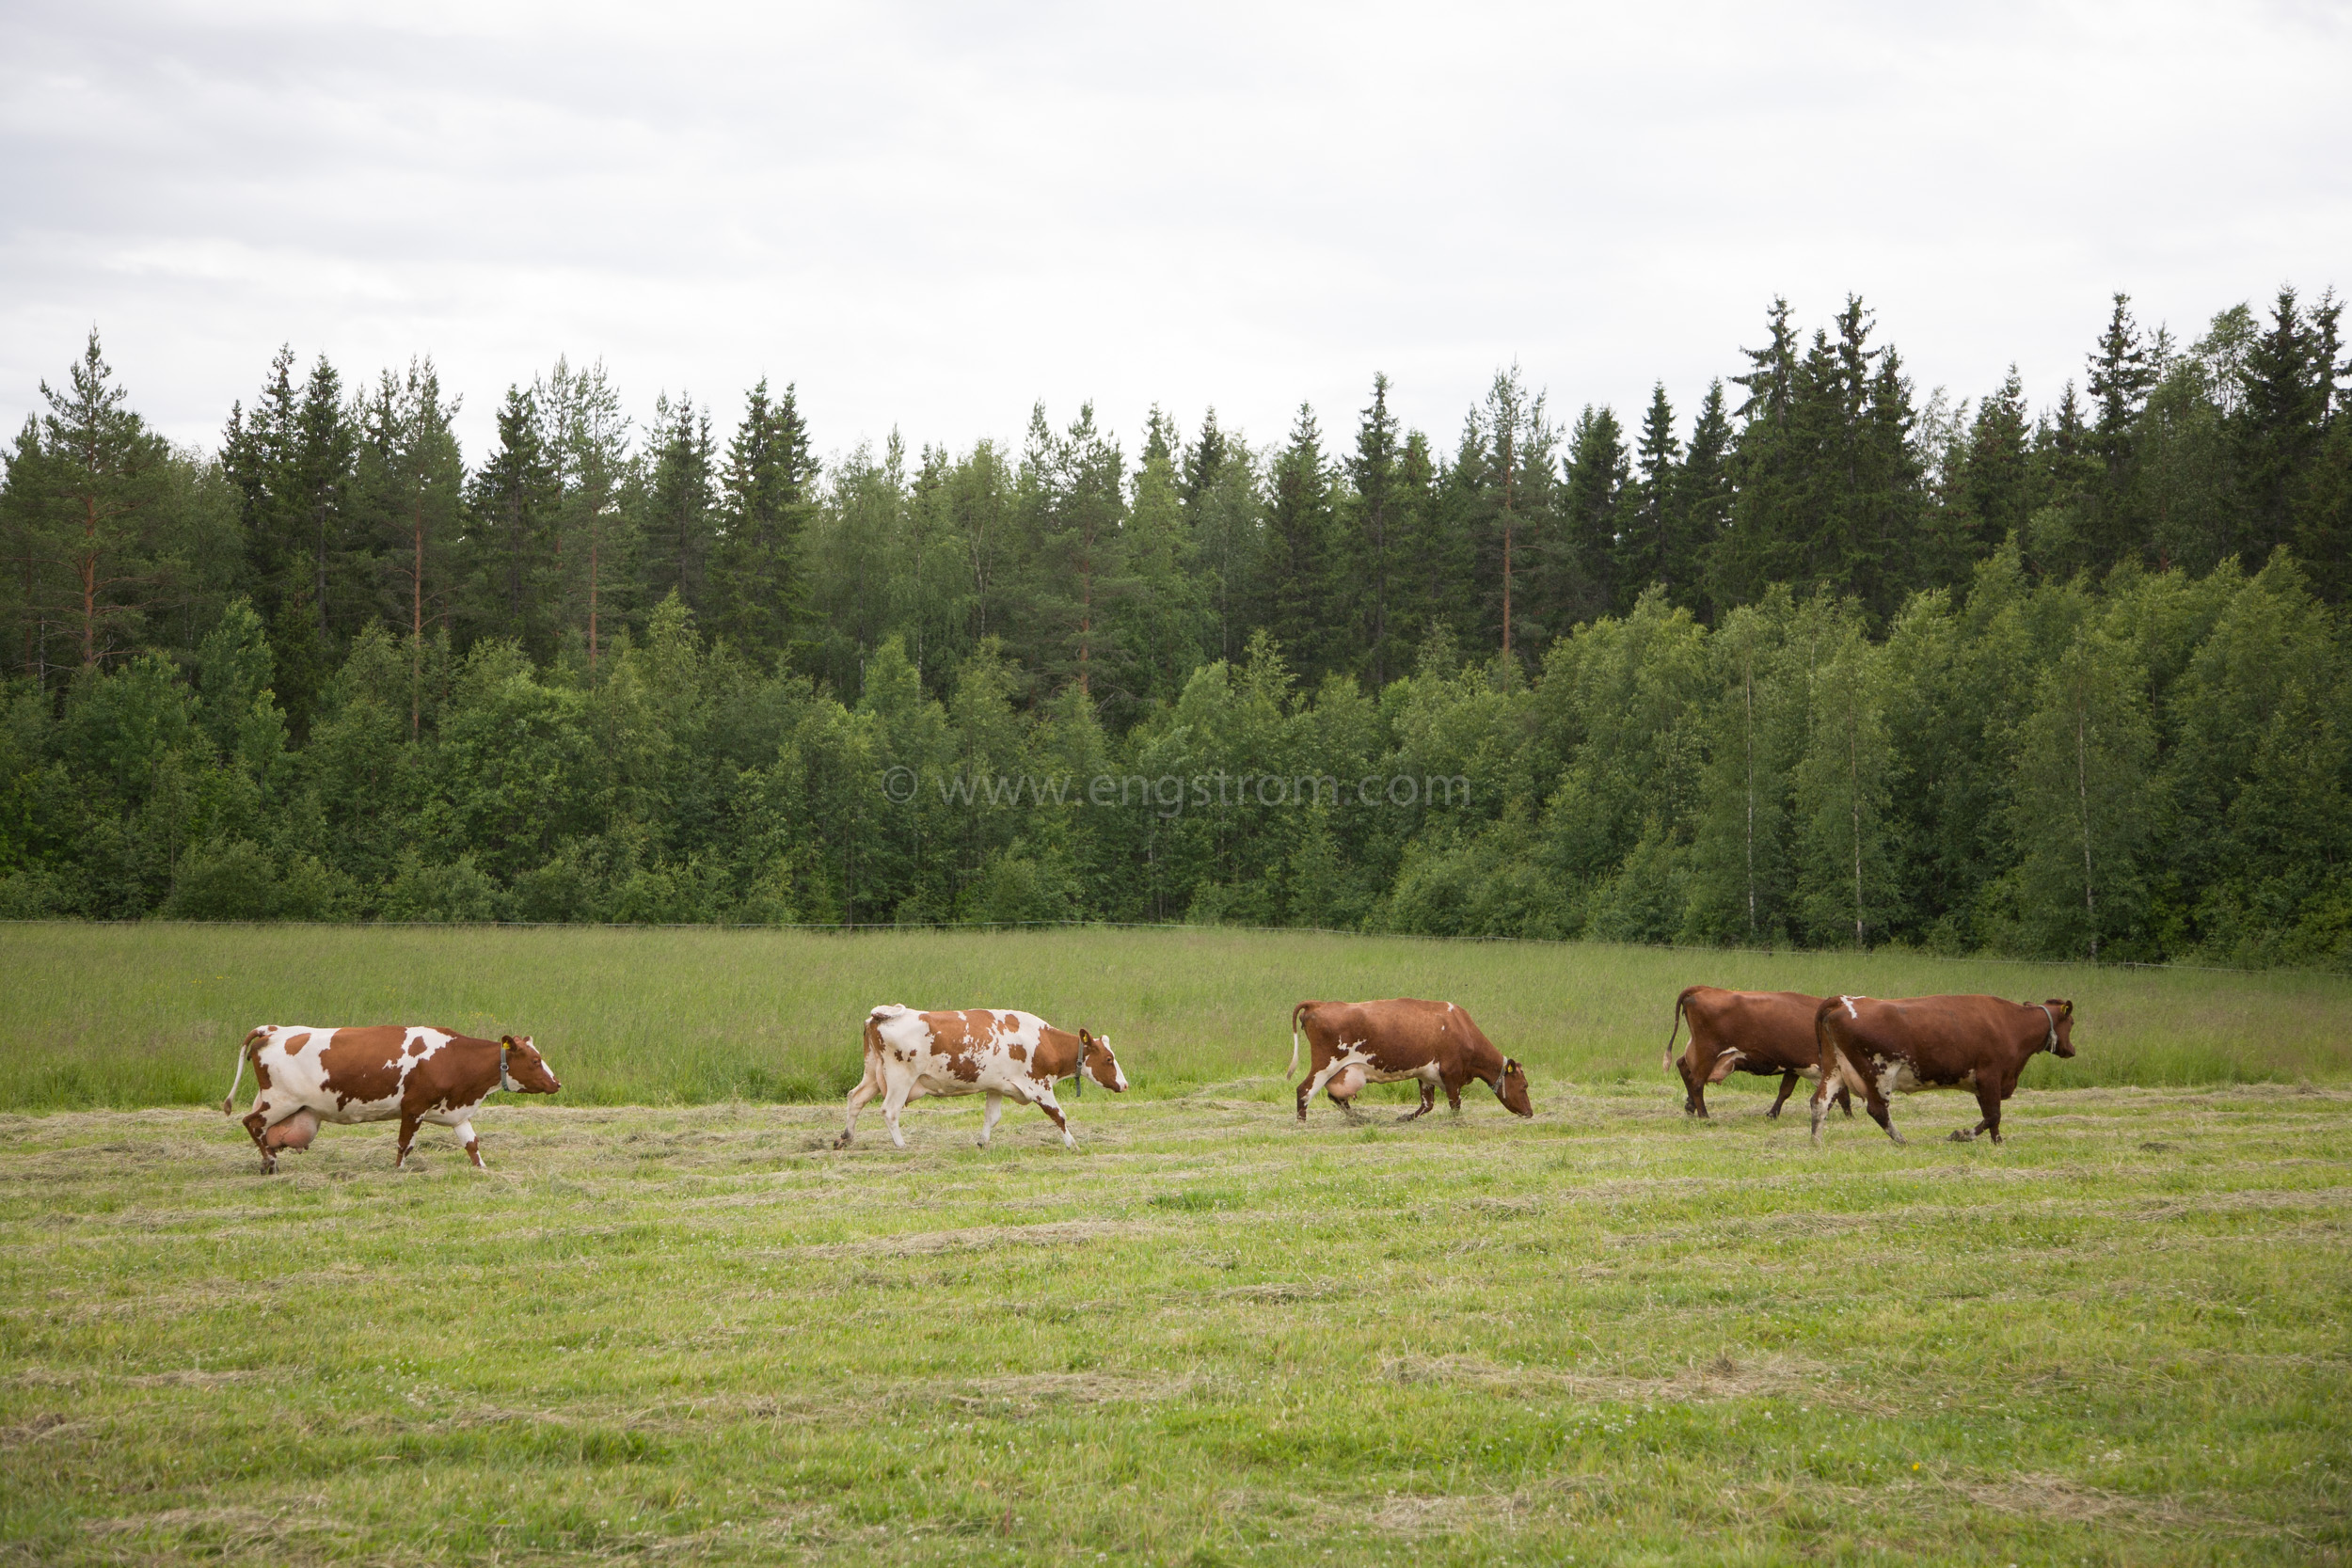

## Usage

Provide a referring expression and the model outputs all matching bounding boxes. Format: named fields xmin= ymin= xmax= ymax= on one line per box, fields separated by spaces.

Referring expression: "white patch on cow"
xmin=1841 ymin=995 xmax=1860 ymax=1018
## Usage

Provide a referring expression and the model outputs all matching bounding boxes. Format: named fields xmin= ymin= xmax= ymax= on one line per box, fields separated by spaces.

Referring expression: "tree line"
xmin=0 ymin=290 xmax=2345 ymax=965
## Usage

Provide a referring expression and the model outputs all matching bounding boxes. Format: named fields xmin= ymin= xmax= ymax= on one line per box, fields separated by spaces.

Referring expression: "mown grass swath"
xmin=2 ymin=1087 xmax=2344 ymax=1562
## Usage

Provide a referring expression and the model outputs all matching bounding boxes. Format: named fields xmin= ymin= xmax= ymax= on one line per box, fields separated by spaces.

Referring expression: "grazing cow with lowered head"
xmin=223 ymin=1024 xmax=561 ymax=1173
xmin=1809 ymin=994 xmax=2075 ymax=1146
xmin=1664 ymin=986 xmax=1852 ymax=1120
xmin=836 ymin=1006 xmax=1127 ymax=1150
xmin=1291 ymin=999 xmax=1532 ymax=1123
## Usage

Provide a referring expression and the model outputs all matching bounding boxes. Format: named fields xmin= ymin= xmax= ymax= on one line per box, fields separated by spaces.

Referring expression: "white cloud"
xmin=3 ymin=0 xmax=2345 ymax=464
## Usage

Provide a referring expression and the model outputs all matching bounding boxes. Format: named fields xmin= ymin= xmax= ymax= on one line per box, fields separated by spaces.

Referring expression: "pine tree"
xmin=1259 ymin=403 xmax=1336 ymax=681
xmin=1557 ymin=404 xmax=1626 ymax=625
xmin=1675 ymin=382 xmax=1732 ymax=614
xmin=2084 ymin=293 xmax=2156 ymax=570
xmin=27 ymin=331 xmax=172 ymax=673
xmin=464 ymin=386 xmax=560 ymax=657
xmin=710 ymin=377 xmax=814 ymax=665
xmin=1708 ymin=298 xmax=1803 ymax=611
xmin=640 ymin=393 xmax=717 ymax=619
xmin=353 ymin=359 xmax=462 ymax=735
xmin=2235 ymin=287 xmax=2339 ymax=562
xmin=1620 ymin=384 xmax=1681 ymax=610
xmin=1341 ymin=374 xmax=1407 ymax=689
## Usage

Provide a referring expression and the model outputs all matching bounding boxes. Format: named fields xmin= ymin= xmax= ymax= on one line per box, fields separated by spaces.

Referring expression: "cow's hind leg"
xmin=1297 ymin=1053 xmax=1350 ymax=1122
xmin=1397 ymin=1081 xmax=1437 ymax=1124
xmin=1326 ymin=1064 xmax=1369 ymax=1122
xmin=1767 ymin=1070 xmax=1800 ymax=1118
xmin=243 ymin=1099 xmax=311 ymax=1175
xmin=977 ymin=1091 xmax=1005 ymax=1148
xmin=836 ymin=1056 xmax=883 ymax=1148
xmin=1837 ymin=1084 xmax=1854 ymax=1118
xmin=1859 ymin=1081 xmax=1903 ymax=1146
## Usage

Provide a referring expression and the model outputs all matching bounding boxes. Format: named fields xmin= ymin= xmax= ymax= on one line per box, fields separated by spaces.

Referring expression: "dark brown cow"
xmin=1291 ymin=999 xmax=1532 ymax=1123
xmin=223 ymin=1024 xmax=562 ymax=1172
xmin=1664 ymin=985 xmax=1853 ymax=1120
xmin=1809 ymin=994 xmax=2076 ymax=1146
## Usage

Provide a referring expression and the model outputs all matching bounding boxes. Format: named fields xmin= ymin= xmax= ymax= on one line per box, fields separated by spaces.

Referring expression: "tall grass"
xmin=2 ymin=921 xmax=2346 ymax=1112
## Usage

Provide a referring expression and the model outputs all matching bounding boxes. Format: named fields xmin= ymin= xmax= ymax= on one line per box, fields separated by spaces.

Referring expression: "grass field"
xmin=3 ymin=923 xmax=2350 ymax=1112
xmin=2 ymin=1085 xmax=2346 ymax=1564
xmin=3 ymin=925 xmax=2348 ymax=1562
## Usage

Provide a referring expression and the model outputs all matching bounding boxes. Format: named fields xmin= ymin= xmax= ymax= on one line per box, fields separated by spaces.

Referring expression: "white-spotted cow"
xmin=222 ymin=1024 xmax=561 ymax=1173
xmin=1291 ymin=998 xmax=1533 ymax=1123
xmin=835 ymin=1006 xmax=1127 ymax=1150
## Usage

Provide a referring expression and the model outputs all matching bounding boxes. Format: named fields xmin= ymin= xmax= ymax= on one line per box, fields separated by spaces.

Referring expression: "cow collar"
xmin=497 ymin=1039 xmax=522 ymax=1094
xmin=2031 ymin=1005 xmax=2058 ymax=1053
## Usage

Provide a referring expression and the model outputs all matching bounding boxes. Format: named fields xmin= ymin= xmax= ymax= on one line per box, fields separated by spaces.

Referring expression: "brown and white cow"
xmin=1664 ymin=985 xmax=1852 ymax=1121
xmin=1809 ymin=993 xmax=2076 ymax=1146
xmin=835 ymin=1006 xmax=1127 ymax=1150
xmin=1291 ymin=999 xmax=1532 ymax=1123
xmin=222 ymin=1024 xmax=561 ymax=1173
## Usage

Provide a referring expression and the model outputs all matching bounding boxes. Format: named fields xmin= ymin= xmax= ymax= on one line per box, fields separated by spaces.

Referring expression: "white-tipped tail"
xmin=222 ymin=1028 xmax=262 ymax=1115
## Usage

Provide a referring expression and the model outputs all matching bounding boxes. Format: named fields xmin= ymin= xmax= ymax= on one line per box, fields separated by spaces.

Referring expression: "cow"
xmin=1808 ymin=994 xmax=2076 ymax=1146
xmin=835 ymin=1006 xmax=1127 ymax=1150
xmin=221 ymin=1024 xmax=561 ymax=1173
xmin=1290 ymin=999 xmax=1532 ymax=1123
xmin=1663 ymin=985 xmax=1852 ymax=1121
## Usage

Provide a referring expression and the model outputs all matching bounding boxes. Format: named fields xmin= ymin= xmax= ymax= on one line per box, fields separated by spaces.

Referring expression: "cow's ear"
xmin=2060 ymin=1000 xmax=2074 ymax=1016
xmin=500 ymin=1035 xmax=517 ymax=1048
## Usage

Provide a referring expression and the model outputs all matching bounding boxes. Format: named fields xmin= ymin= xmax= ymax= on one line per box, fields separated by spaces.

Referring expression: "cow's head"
xmin=1495 ymin=1057 xmax=1534 ymax=1117
xmin=500 ymin=1035 xmax=563 ymax=1094
xmin=1078 ymin=1029 xmax=1128 ymax=1094
xmin=2041 ymin=1001 xmax=2076 ymax=1058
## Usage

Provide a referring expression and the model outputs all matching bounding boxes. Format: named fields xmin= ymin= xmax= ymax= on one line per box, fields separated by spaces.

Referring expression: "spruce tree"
xmin=1621 ymin=384 xmax=1681 ymax=610
xmin=1558 ymin=404 xmax=1626 ymax=625
xmin=710 ymin=377 xmax=814 ymax=665
xmin=640 ymin=393 xmax=717 ymax=620
xmin=2085 ymin=293 xmax=2155 ymax=569
xmin=2235 ymin=287 xmax=2338 ymax=562
xmin=464 ymin=386 xmax=560 ymax=658
xmin=1258 ymin=403 xmax=1337 ymax=682
xmin=1675 ymin=381 xmax=1732 ymax=615
xmin=1341 ymin=375 xmax=1406 ymax=689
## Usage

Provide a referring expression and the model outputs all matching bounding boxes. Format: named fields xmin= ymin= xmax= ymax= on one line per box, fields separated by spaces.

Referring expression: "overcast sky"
xmin=4 ymin=0 xmax=2347 ymax=469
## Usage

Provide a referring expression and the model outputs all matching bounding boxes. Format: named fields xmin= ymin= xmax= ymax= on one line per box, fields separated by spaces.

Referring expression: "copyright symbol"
xmin=881 ymin=766 xmax=918 ymax=804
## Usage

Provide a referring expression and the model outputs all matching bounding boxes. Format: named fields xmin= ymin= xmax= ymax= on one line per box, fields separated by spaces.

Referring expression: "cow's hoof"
xmin=832 ymin=1133 xmax=852 ymax=1149
xmin=1948 ymin=1129 xmax=1976 ymax=1143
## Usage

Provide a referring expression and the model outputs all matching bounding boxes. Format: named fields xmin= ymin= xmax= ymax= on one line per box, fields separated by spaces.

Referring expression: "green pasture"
xmin=2 ymin=1085 xmax=2346 ymax=1564
xmin=2 ymin=923 xmax=2349 ymax=1113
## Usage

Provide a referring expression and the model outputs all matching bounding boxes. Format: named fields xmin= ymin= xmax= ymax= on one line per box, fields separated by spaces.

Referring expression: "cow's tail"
xmin=222 ymin=1027 xmax=268 ymax=1115
xmin=1288 ymin=1002 xmax=1312 ymax=1078
xmin=1809 ymin=1000 xmax=1839 ymax=1142
xmin=1664 ymin=988 xmax=1696 ymax=1072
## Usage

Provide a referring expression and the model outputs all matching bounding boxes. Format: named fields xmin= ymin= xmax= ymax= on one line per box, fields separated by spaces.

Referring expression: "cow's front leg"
xmin=1029 ymin=1087 xmax=1075 ymax=1149
xmin=1443 ymin=1071 xmax=1466 ymax=1115
xmin=451 ymin=1118 xmax=484 ymax=1168
xmin=1952 ymin=1080 xmax=2005 ymax=1145
xmin=836 ymin=1058 xmax=882 ymax=1149
xmin=395 ymin=1112 xmax=422 ymax=1169
xmin=977 ymin=1091 xmax=1005 ymax=1148
xmin=1397 ymin=1081 xmax=1437 ymax=1123
xmin=1767 ymin=1070 xmax=1801 ymax=1118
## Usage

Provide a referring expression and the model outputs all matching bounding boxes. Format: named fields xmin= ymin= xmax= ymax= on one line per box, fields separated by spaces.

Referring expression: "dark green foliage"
xmin=2 ymin=294 xmax=2347 ymax=966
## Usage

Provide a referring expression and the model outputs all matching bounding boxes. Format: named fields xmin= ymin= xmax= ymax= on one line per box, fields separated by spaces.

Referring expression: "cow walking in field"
xmin=1809 ymin=994 xmax=2075 ymax=1146
xmin=223 ymin=1025 xmax=561 ymax=1173
xmin=1664 ymin=986 xmax=1852 ymax=1121
xmin=1290 ymin=999 xmax=1532 ymax=1123
xmin=836 ymin=1006 xmax=1127 ymax=1150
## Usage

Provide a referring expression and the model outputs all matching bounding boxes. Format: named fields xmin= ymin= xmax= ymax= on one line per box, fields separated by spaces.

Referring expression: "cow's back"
xmin=1306 ymin=998 xmax=1464 ymax=1067
xmin=1686 ymin=989 xmax=1823 ymax=1065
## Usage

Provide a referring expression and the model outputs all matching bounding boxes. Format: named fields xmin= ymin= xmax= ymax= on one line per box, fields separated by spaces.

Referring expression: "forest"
xmin=0 ymin=289 xmax=2345 ymax=965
